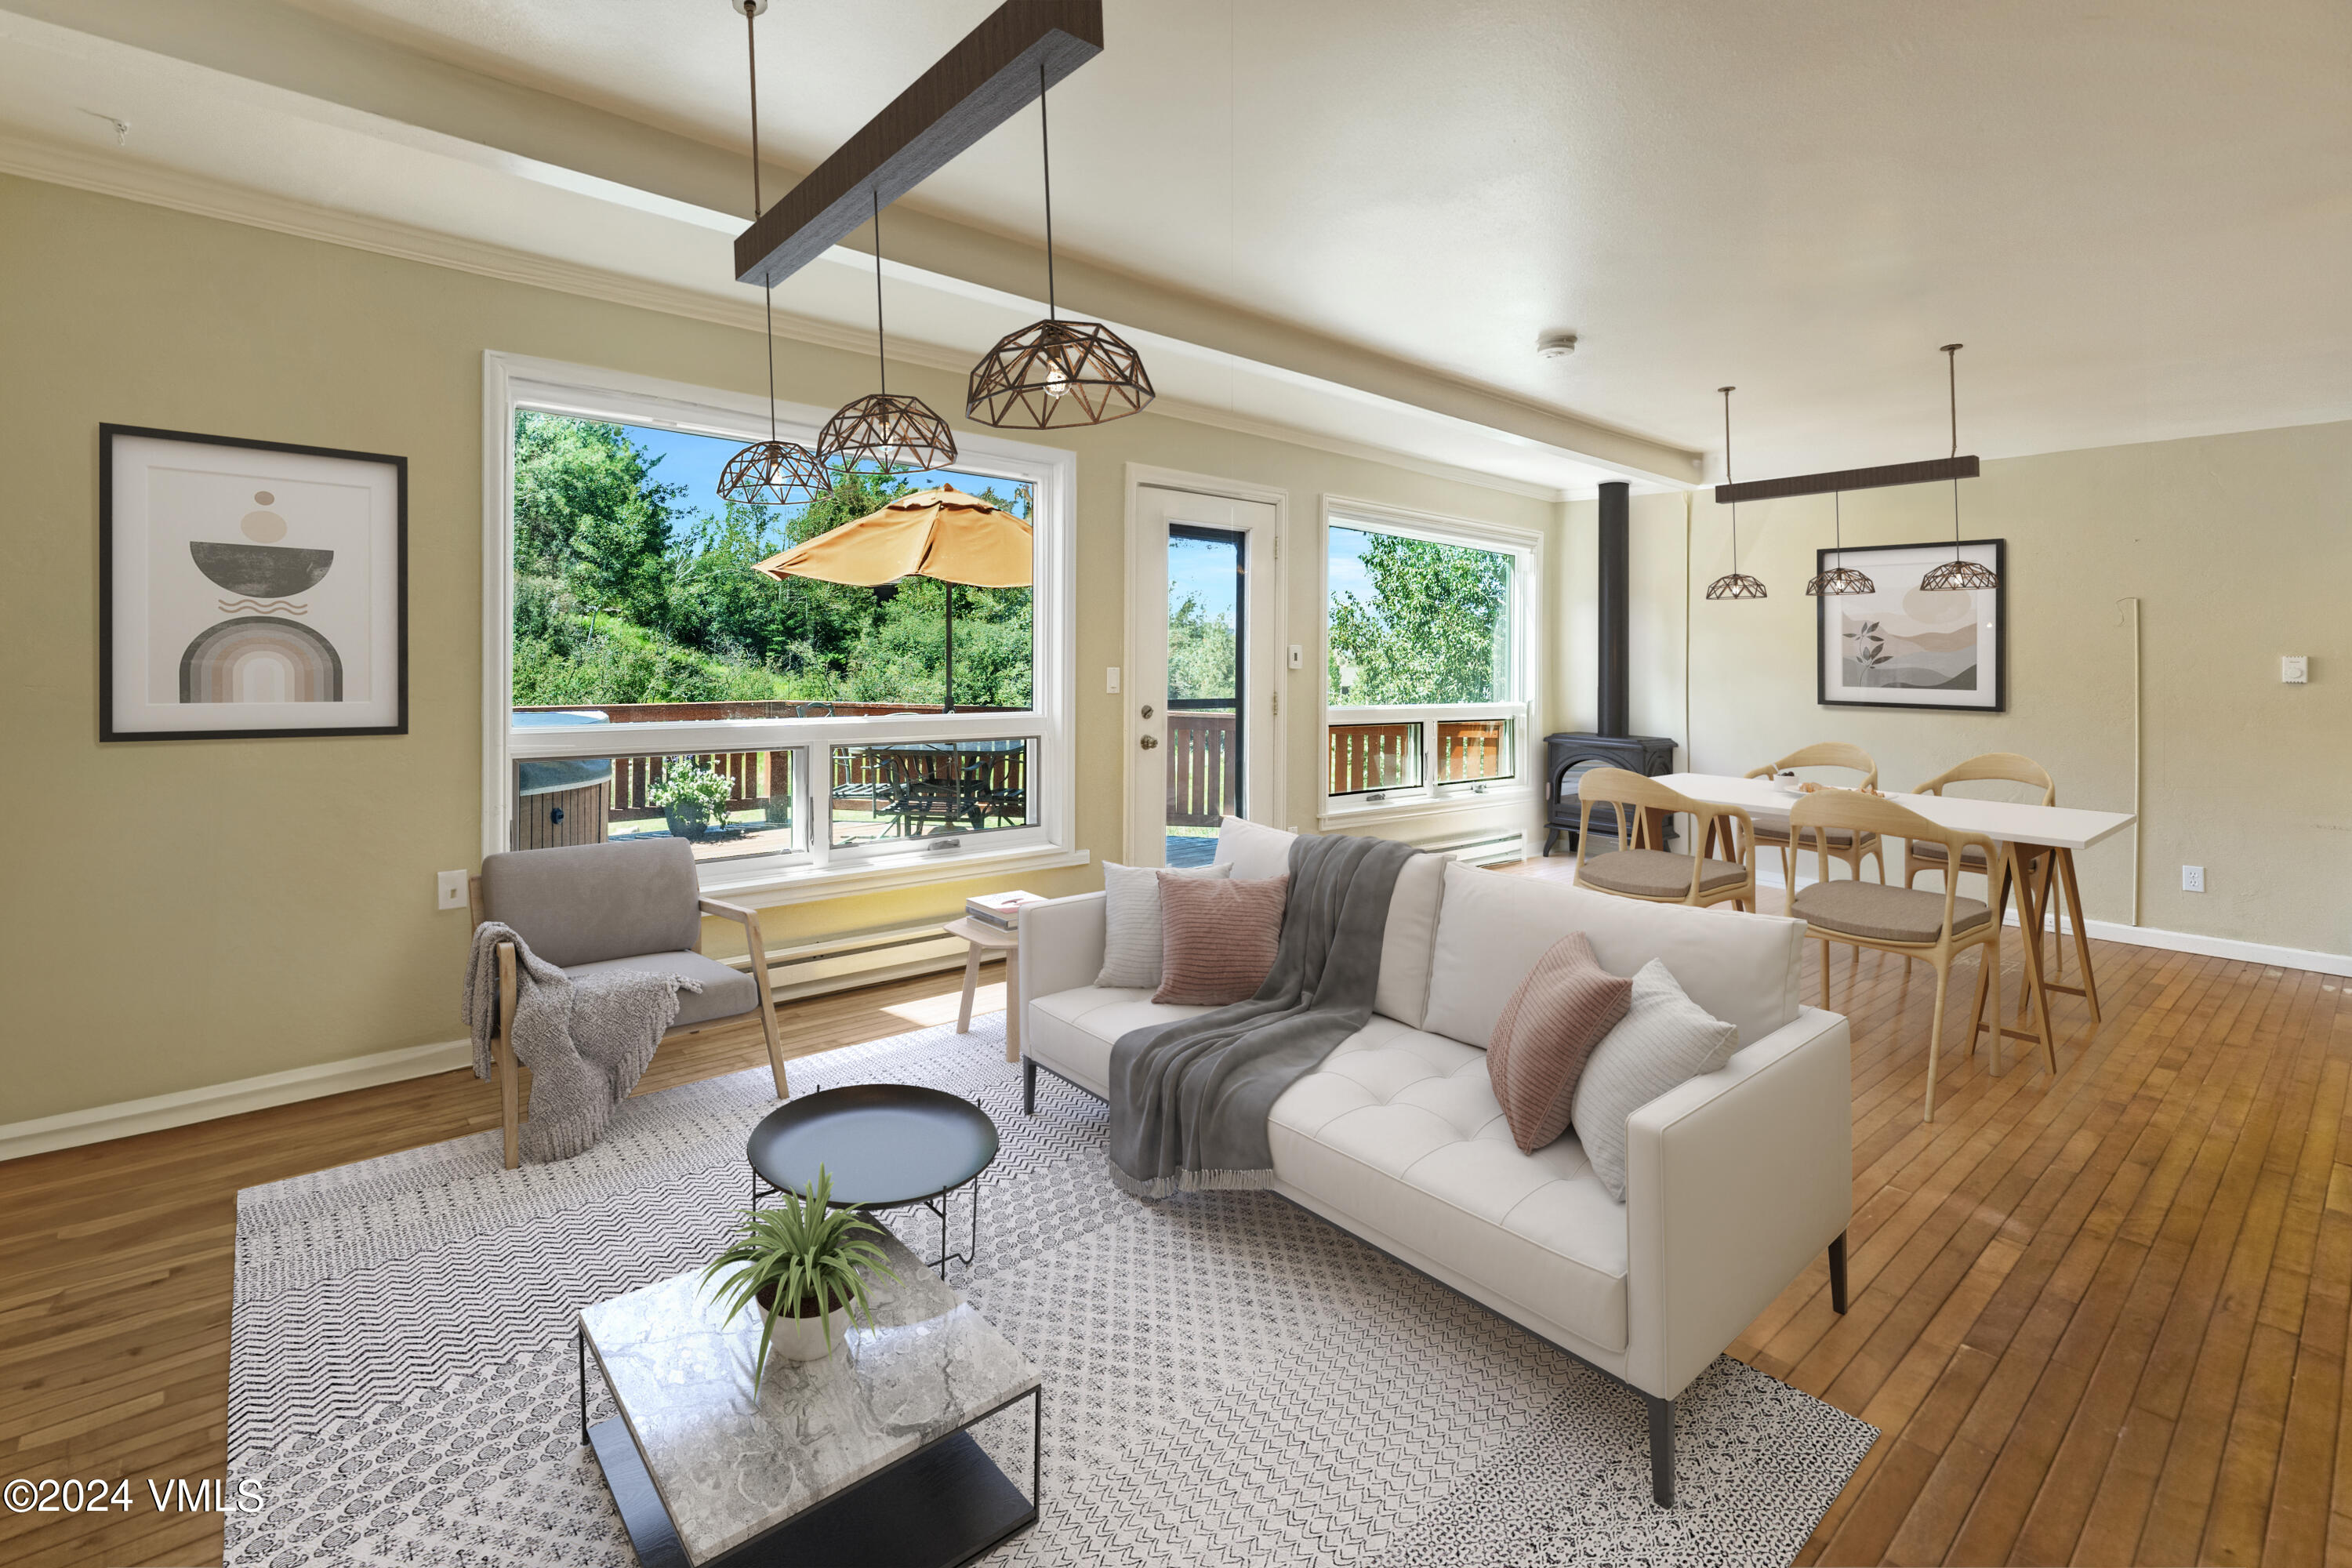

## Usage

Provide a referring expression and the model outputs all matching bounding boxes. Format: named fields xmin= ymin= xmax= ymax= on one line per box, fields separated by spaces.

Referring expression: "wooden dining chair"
xmin=1572 ymin=768 xmax=1758 ymax=911
xmin=1741 ymin=742 xmax=1886 ymax=888
xmin=1906 ymin=750 xmax=2060 ymax=970
xmin=1791 ymin=791 xmax=2053 ymax=1121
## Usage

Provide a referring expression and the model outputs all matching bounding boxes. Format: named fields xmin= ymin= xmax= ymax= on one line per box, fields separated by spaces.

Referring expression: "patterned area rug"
xmin=227 ymin=1016 xmax=1873 ymax=1566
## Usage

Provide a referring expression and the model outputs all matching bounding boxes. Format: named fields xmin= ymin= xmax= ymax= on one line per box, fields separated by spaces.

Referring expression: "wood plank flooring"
xmin=3 ymin=870 xmax=2347 ymax=1566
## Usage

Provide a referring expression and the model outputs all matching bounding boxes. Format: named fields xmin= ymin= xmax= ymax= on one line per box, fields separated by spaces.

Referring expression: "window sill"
xmin=697 ymin=840 xmax=1093 ymax=912
xmin=1316 ymin=786 xmax=1537 ymax=830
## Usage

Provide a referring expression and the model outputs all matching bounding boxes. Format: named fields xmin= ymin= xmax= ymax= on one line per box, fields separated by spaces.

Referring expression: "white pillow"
xmin=1097 ymin=861 xmax=1232 ymax=988
xmin=1570 ymin=959 xmax=1740 ymax=1202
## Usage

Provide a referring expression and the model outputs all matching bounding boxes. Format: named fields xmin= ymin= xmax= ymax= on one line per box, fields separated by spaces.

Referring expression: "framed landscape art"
xmin=100 ymin=424 xmax=408 ymax=740
xmin=1815 ymin=539 xmax=2005 ymax=712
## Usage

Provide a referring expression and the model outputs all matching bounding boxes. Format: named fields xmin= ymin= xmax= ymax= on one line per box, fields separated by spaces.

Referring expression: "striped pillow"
xmin=1571 ymin=959 xmax=1741 ymax=1202
xmin=1153 ymin=873 xmax=1289 ymax=1005
xmin=1097 ymin=860 xmax=1232 ymax=989
xmin=1484 ymin=932 xmax=1635 ymax=1154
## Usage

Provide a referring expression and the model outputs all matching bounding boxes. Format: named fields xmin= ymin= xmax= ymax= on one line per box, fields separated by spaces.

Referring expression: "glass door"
xmin=1164 ymin=526 xmax=1245 ymax=866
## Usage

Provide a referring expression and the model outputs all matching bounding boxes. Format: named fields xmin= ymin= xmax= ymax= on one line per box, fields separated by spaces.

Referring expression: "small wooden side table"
xmin=943 ymin=916 xmax=1021 ymax=1062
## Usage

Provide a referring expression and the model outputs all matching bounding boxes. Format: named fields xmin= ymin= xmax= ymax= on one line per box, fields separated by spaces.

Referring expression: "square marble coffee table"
xmin=579 ymin=1228 xmax=1040 ymax=1566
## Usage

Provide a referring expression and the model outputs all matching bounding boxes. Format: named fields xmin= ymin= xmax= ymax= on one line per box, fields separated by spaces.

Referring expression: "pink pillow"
xmin=1485 ymin=931 xmax=1634 ymax=1154
xmin=1153 ymin=873 xmax=1289 ymax=1005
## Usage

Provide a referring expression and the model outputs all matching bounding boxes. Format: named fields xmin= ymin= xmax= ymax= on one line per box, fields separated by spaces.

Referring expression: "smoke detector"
xmin=1536 ymin=330 xmax=1579 ymax=361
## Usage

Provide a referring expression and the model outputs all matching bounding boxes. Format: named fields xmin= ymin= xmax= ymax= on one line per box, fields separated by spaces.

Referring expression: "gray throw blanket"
xmin=463 ymin=922 xmax=700 ymax=1163
xmin=1108 ymin=833 xmax=1418 ymax=1198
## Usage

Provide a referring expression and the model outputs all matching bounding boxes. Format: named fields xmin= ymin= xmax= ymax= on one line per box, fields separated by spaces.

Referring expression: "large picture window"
xmin=485 ymin=354 xmax=1076 ymax=900
xmin=1321 ymin=503 xmax=1536 ymax=818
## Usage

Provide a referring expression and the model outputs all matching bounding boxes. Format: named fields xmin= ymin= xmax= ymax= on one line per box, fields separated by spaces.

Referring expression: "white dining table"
xmin=1652 ymin=772 xmax=2136 ymax=1064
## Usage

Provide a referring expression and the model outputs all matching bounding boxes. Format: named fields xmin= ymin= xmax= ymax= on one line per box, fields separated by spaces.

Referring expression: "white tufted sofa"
xmin=1017 ymin=818 xmax=1854 ymax=1505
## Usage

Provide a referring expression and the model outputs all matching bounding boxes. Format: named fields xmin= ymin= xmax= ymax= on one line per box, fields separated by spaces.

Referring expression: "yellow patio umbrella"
xmin=753 ymin=485 xmax=1033 ymax=713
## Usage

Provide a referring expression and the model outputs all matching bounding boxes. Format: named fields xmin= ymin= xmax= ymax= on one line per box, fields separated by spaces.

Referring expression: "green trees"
xmin=1327 ymin=528 xmax=1512 ymax=705
xmin=1167 ymin=593 xmax=1236 ymax=700
xmin=509 ymin=412 xmax=1033 ymax=709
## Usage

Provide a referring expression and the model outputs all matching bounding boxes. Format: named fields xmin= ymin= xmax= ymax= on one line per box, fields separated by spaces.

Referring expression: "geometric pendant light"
xmin=817 ymin=190 xmax=959 ymax=473
xmin=719 ymin=0 xmax=832 ymax=507
xmin=1919 ymin=343 xmax=2000 ymax=590
xmin=967 ymin=63 xmax=1154 ymax=429
xmin=1804 ymin=492 xmax=1876 ymax=596
xmin=1703 ymin=385 xmax=1767 ymax=600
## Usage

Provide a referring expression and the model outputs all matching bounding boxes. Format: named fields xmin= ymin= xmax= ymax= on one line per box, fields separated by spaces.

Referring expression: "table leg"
xmin=1990 ymin=841 xmax=2060 ymax=1075
xmin=957 ymin=942 xmax=981 ymax=1033
xmin=1004 ymin=946 xmax=1022 ymax=1063
xmin=2059 ymin=849 xmax=2103 ymax=1022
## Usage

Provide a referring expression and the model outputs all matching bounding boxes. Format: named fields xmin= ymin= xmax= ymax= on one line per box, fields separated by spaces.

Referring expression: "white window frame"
xmin=1317 ymin=495 xmax=1542 ymax=828
xmin=481 ymin=351 xmax=1083 ymax=907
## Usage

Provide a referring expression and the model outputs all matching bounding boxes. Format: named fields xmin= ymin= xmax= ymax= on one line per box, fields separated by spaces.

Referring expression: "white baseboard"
xmin=1749 ymin=862 xmax=2352 ymax=978
xmin=0 ymin=1037 xmax=475 ymax=1164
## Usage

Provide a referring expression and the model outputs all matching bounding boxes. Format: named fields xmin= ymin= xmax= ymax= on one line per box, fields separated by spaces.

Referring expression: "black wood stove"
xmin=1541 ymin=481 xmax=1678 ymax=856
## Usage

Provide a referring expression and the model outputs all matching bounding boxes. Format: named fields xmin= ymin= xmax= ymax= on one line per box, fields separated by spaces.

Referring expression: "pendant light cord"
xmin=1719 ymin=386 xmax=1737 ymax=566
xmin=1040 ymin=60 xmax=1056 ymax=321
xmin=873 ymin=189 xmax=887 ymax=395
xmin=745 ymin=2 xmax=776 ymax=441
xmin=1944 ymin=342 xmax=1964 ymax=554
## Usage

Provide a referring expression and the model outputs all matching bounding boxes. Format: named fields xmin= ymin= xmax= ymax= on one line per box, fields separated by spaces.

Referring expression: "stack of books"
xmin=964 ymin=890 xmax=1046 ymax=931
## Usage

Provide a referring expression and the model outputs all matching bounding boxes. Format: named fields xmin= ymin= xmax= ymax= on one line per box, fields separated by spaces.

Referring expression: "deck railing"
xmin=1327 ymin=718 xmax=1512 ymax=795
xmin=1167 ymin=711 xmax=1237 ymax=826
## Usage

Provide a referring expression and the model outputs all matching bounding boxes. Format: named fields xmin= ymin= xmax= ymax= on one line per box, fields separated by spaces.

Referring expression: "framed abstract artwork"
xmin=100 ymin=425 xmax=407 ymax=740
xmin=1814 ymin=539 xmax=2005 ymax=712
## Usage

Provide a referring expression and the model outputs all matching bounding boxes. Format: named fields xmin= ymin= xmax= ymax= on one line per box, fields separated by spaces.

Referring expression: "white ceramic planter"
xmin=764 ymin=1301 xmax=851 ymax=1363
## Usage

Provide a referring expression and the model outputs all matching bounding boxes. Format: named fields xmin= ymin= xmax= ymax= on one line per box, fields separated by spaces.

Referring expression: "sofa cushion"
xmin=1422 ymin=862 xmax=1802 ymax=1050
xmin=1267 ymin=1016 xmax=1629 ymax=1351
xmin=1570 ymin=959 xmax=1740 ymax=1202
xmin=1213 ymin=814 xmax=1297 ymax=881
xmin=481 ymin=837 xmax=703 ymax=967
xmin=561 ymin=949 xmax=754 ymax=1028
xmin=1098 ymin=860 xmax=1230 ymax=989
xmin=1025 ymin=986 xmax=1216 ymax=1098
xmin=1213 ymin=817 xmax=1445 ymax=1029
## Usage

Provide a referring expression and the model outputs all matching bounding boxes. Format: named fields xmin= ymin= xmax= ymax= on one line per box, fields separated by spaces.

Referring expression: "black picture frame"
xmin=1813 ymin=538 xmax=2005 ymax=713
xmin=100 ymin=423 xmax=408 ymax=742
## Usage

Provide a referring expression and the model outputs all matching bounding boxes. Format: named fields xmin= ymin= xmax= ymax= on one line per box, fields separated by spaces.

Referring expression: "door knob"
xmin=1140 ymin=735 xmax=1158 ymax=750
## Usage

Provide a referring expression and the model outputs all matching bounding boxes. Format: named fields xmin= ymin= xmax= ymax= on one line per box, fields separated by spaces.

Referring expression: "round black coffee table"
xmin=746 ymin=1084 xmax=1001 ymax=1274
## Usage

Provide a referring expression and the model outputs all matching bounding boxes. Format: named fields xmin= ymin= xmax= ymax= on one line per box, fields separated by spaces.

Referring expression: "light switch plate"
xmin=437 ymin=869 xmax=469 ymax=911
xmin=1105 ymin=666 xmax=1121 ymax=694
xmin=1287 ymin=644 xmax=1304 ymax=670
xmin=2281 ymin=655 xmax=2309 ymax=684
xmin=2181 ymin=865 xmax=2205 ymax=894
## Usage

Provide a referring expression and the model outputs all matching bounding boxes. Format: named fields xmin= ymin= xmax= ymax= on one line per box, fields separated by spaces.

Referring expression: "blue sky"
xmin=622 ymin=421 xmax=1032 ymax=527
xmin=1327 ymin=527 xmax=1376 ymax=605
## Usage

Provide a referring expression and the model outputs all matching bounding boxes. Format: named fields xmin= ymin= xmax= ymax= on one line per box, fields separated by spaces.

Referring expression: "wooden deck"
xmin=3 ymin=862 xmax=2347 ymax=1565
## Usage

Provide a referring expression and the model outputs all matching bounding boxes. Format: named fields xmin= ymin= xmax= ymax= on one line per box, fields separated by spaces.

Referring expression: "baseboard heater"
xmin=721 ymin=920 xmax=981 ymax=1004
xmin=1406 ymin=827 xmax=1528 ymax=866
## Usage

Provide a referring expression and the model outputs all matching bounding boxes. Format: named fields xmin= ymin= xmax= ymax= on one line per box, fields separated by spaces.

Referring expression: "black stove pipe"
xmin=1597 ymin=480 xmax=1630 ymax=739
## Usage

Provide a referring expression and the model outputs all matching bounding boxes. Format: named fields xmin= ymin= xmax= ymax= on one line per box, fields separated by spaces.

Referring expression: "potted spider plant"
xmin=701 ymin=1167 xmax=898 ymax=1388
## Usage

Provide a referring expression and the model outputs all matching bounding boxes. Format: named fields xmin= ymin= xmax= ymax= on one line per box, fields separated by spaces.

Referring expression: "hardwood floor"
xmin=4 ymin=873 xmax=2346 ymax=1566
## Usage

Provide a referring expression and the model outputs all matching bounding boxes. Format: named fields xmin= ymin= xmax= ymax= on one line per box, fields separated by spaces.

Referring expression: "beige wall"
xmin=0 ymin=174 xmax=1552 ymax=1126
xmin=1557 ymin=425 xmax=2351 ymax=956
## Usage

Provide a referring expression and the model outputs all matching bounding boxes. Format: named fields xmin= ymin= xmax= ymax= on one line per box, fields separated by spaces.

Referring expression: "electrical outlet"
xmin=1105 ymin=666 xmax=1121 ymax=694
xmin=2281 ymin=655 xmax=2309 ymax=684
xmin=437 ymin=869 xmax=469 ymax=911
xmin=2181 ymin=865 xmax=2205 ymax=894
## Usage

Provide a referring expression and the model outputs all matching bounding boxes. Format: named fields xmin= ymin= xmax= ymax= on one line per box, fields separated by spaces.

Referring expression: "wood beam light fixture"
xmin=719 ymin=0 xmax=832 ymax=507
xmin=1711 ymin=343 xmax=1983 ymax=508
xmin=1704 ymin=386 xmax=1766 ymax=600
xmin=732 ymin=0 xmax=1104 ymax=289
xmin=966 ymin=61 xmax=1152 ymax=428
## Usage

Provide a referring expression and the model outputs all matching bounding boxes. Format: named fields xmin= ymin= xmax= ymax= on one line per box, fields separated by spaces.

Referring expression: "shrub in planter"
xmin=648 ymin=758 xmax=732 ymax=839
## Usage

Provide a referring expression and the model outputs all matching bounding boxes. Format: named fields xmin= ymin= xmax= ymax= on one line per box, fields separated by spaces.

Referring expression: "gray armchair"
xmin=468 ymin=837 xmax=786 ymax=1169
